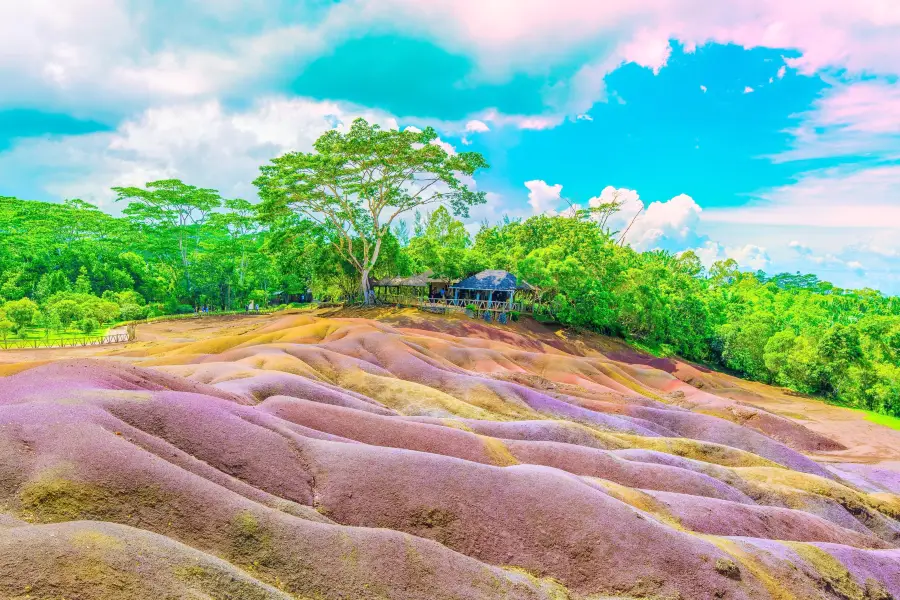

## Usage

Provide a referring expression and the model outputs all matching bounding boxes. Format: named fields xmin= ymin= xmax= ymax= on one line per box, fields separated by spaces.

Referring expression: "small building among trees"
xmin=373 ymin=271 xmax=454 ymax=303
xmin=450 ymin=270 xmax=536 ymax=313
xmin=373 ymin=268 xmax=537 ymax=317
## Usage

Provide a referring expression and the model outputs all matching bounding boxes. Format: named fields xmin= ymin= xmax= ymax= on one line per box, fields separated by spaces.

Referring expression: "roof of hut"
xmin=451 ymin=270 xmax=534 ymax=291
xmin=373 ymin=270 xmax=434 ymax=287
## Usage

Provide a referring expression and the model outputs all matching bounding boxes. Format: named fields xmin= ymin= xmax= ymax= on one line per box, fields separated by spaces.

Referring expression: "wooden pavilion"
xmin=373 ymin=269 xmax=538 ymax=317
xmin=372 ymin=271 xmax=454 ymax=304
xmin=449 ymin=270 xmax=536 ymax=314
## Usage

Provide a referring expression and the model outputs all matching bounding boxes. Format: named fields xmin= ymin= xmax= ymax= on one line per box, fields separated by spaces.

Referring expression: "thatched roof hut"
xmin=373 ymin=271 xmax=434 ymax=288
xmin=451 ymin=270 xmax=534 ymax=292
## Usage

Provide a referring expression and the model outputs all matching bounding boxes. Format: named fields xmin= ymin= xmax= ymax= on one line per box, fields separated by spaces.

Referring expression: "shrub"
xmin=510 ymin=310 xmax=521 ymax=322
xmin=79 ymin=318 xmax=100 ymax=335
xmin=82 ymin=299 xmax=120 ymax=324
xmin=2 ymin=298 xmax=38 ymax=333
xmin=465 ymin=303 xmax=477 ymax=312
xmin=115 ymin=290 xmax=145 ymax=306
xmin=119 ymin=303 xmax=147 ymax=321
xmin=0 ymin=319 xmax=13 ymax=341
xmin=176 ymin=304 xmax=195 ymax=314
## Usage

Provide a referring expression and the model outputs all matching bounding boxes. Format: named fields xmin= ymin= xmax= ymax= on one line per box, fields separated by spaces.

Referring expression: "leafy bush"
xmin=2 ymin=298 xmax=38 ymax=333
xmin=510 ymin=310 xmax=520 ymax=322
xmin=119 ymin=303 xmax=148 ymax=321
xmin=82 ymin=299 xmax=120 ymax=324
xmin=0 ymin=319 xmax=13 ymax=341
xmin=176 ymin=304 xmax=195 ymax=315
xmin=79 ymin=317 xmax=100 ymax=335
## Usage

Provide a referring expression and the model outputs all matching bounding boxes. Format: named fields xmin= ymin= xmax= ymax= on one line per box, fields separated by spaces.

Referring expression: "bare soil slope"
xmin=1 ymin=307 xmax=899 ymax=599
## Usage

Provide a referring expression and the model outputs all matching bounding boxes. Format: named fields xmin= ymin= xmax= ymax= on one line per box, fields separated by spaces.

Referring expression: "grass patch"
xmin=857 ymin=410 xmax=900 ymax=431
xmin=2 ymin=325 xmax=110 ymax=342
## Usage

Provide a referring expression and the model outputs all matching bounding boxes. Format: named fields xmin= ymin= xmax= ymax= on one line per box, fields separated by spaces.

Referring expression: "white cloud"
xmin=0 ymin=97 xmax=400 ymax=208
xmin=743 ymin=86 xmax=755 ymax=94
xmin=576 ymin=114 xmax=594 ymax=121
xmin=777 ymin=65 xmax=787 ymax=78
xmin=775 ymin=81 xmax=900 ymax=162
xmin=6 ymin=0 xmax=900 ymax=126
xmin=789 ymin=240 xmax=866 ymax=272
xmin=0 ymin=2 xmax=338 ymax=114
xmin=587 ymin=186 xmax=704 ymax=251
xmin=617 ymin=28 xmax=672 ymax=74
xmin=525 ymin=180 xmax=564 ymax=214
xmin=693 ymin=241 xmax=771 ymax=271
xmin=789 ymin=240 xmax=814 ymax=256
xmin=704 ymin=164 xmax=900 ymax=228
xmin=479 ymin=109 xmax=564 ymax=130
xmin=346 ymin=0 xmax=900 ymax=119
xmin=700 ymin=85 xmax=708 ymax=93
xmin=431 ymin=137 xmax=457 ymax=155
xmin=464 ymin=120 xmax=490 ymax=133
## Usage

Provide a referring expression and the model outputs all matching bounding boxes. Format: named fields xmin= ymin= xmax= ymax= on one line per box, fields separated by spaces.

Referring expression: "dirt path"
xmin=0 ymin=313 xmax=284 ymax=374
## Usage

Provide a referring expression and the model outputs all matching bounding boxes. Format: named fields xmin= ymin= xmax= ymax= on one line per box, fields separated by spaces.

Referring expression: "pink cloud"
xmin=815 ymin=81 xmax=900 ymax=134
xmin=353 ymin=0 xmax=900 ymax=116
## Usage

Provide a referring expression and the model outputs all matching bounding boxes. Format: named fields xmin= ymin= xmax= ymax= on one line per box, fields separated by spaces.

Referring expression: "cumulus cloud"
xmin=617 ymin=28 xmax=672 ymax=74
xmin=743 ymin=86 xmax=755 ymax=94
xmin=0 ymin=97 xmax=400 ymax=207
xmin=0 ymin=1 xmax=336 ymax=114
xmin=525 ymin=180 xmax=564 ymax=214
xmin=693 ymin=241 xmax=771 ymax=271
xmin=7 ymin=0 xmax=900 ymax=128
xmin=700 ymin=85 xmax=707 ymax=93
xmin=585 ymin=186 xmax=704 ymax=252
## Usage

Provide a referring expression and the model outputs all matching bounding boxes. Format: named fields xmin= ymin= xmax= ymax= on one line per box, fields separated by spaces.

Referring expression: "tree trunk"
xmin=360 ymin=269 xmax=373 ymax=305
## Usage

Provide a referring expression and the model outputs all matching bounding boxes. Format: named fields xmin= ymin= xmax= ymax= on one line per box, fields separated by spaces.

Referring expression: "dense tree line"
xmin=0 ymin=119 xmax=897 ymax=416
xmin=463 ymin=214 xmax=900 ymax=416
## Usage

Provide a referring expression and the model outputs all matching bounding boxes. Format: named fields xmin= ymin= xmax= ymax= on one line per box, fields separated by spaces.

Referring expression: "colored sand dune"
xmin=1 ymin=308 xmax=899 ymax=599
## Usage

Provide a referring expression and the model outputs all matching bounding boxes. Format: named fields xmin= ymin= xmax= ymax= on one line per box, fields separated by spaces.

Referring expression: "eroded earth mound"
xmin=1 ymin=308 xmax=899 ymax=599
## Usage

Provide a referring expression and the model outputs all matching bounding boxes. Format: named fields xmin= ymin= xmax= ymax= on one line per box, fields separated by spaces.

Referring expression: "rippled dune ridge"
xmin=1 ymin=309 xmax=899 ymax=599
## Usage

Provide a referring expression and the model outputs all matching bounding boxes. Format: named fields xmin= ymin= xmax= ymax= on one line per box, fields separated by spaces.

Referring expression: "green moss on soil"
xmin=16 ymin=468 xmax=166 ymax=523
xmin=174 ymin=563 xmax=283 ymax=600
xmin=786 ymin=542 xmax=866 ymax=600
xmin=229 ymin=511 xmax=276 ymax=570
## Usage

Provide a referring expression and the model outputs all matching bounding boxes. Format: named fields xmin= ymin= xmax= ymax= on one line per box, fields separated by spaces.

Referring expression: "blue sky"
xmin=1 ymin=1 xmax=900 ymax=291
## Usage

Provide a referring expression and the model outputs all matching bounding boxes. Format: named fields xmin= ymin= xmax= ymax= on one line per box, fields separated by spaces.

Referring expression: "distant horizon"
xmin=1 ymin=2 xmax=899 ymax=292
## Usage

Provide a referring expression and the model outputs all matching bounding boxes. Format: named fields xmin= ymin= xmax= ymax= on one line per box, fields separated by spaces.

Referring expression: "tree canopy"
xmin=254 ymin=118 xmax=488 ymax=302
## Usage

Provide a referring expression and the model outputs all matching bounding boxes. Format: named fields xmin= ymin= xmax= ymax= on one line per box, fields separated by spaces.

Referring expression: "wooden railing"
xmin=0 ymin=332 xmax=130 ymax=350
xmin=376 ymin=293 xmax=531 ymax=314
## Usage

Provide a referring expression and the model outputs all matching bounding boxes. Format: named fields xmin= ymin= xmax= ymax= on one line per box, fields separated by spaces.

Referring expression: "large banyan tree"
xmin=254 ymin=118 xmax=488 ymax=303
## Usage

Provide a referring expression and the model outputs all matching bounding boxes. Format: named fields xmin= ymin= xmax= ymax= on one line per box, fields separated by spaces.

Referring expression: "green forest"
xmin=1 ymin=119 xmax=898 ymax=416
